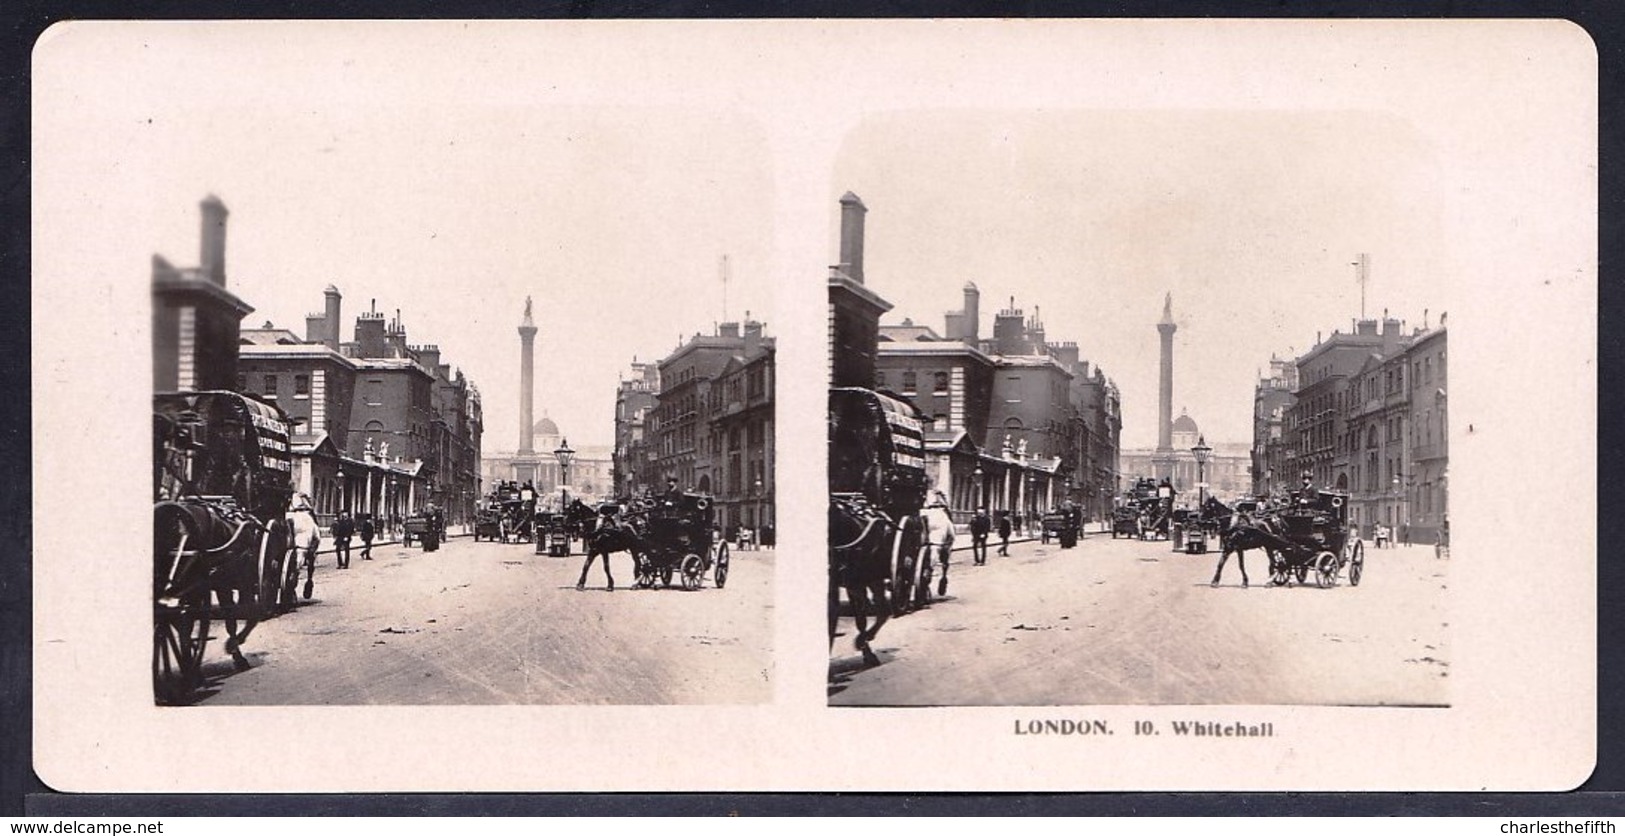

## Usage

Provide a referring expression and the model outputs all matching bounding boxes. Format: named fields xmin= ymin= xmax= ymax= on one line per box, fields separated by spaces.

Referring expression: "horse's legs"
xmin=1237 ymin=549 xmax=1249 ymax=588
xmin=601 ymin=548 xmax=615 ymax=591
xmin=575 ymin=551 xmax=596 ymax=590
xmin=1211 ymin=548 xmax=1231 ymax=587
xmin=218 ymin=589 xmax=254 ymax=670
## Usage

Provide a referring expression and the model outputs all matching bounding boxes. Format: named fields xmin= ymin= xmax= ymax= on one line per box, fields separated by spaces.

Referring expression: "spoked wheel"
xmin=256 ymin=521 xmax=288 ymax=619
xmin=1347 ymin=540 xmax=1365 ymax=587
xmin=154 ymin=584 xmax=210 ymax=705
xmin=1314 ymin=551 xmax=1339 ymax=589
xmin=713 ymin=542 xmax=730 ymax=589
xmin=890 ymin=523 xmax=917 ymax=616
xmin=634 ymin=556 xmax=656 ymax=589
xmin=1268 ymin=552 xmax=1289 ymax=586
xmin=680 ymin=554 xmax=704 ymax=591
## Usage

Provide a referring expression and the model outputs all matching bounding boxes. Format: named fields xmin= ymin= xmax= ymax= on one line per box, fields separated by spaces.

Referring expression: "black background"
xmin=1 ymin=0 xmax=1618 ymax=817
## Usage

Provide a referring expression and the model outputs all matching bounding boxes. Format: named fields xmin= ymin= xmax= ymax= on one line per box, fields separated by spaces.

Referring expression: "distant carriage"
xmin=152 ymin=391 xmax=296 ymax=704
xmin=534 ymin=511 xmax=572 ymax=556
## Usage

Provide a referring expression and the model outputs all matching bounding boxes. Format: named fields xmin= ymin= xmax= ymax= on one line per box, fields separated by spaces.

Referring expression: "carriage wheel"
xmin=713 ymin=542 xmax=729 ymax=589
xmin=660 ymin=563 xmax=674 ymax=588
xmin=1347 ymin=540 xmax=1365 ymax=587
xmin=1314 ymin=551 xmax=1339 ymax=589
xmin=634 ymin=556 xmax=655 ymax=589
xmin=153 ymin=585 xmax=210 ymax=705
xmin=680 ymin=554 xmax=704 ymax=591
xmin=1267 ymin=551 xmax=1289 ymax=586
xmin=890 ymin=524 xmax=916 ymax=616
xmin=256 ymin=521 xmax=288 ymax=619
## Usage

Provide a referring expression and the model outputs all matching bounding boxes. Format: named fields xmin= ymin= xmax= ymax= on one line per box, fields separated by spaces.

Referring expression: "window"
xmin=934 ymin=371 xmax=949 ymax=394
xmin=294 ymin=374 xmax=310 ymax=397
xmin=262 ymin=375 xmax=277 ymax=398
xmin=901 ymin=370 xmax=917 ymax=393
xmin=875 ymin=371 xmax=887 ymax=389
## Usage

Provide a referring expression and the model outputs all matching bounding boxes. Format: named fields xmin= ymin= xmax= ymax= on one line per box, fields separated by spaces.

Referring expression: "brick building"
xmin=847 ymin=192 xmax=1123 ymax=524
xmin=628 ymin=318 xmax=775 ymax=537
xmin=238 ymin=290 xmax=483 ymax=526
xmin=612 ymin=359 xmax=661 ymax=497
xmin=152 ymin=195 xmax=253 ymax=393
xmin=1257 ymin=312 xmax=1449 ymax=542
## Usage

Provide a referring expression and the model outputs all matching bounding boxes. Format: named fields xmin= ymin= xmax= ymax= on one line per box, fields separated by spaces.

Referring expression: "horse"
xmin=829 ymin=495 xmax=896 ymax=667
xmin=569 ymin=499 xmax=641 ymax=591
xmin=1209 ymin=502 xmax=1288 ymax=588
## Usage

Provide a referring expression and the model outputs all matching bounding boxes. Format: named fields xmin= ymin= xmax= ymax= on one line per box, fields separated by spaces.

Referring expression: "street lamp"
xmin=554 ymin=437 xmax=575 ymax=511
xmin=972 ymin=462 xmax=985 ymax=510
xmin=1192 ymin=435 xmax=1212 ymax=509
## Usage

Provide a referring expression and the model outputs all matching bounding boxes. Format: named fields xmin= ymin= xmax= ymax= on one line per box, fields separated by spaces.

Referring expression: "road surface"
xmin=829 ymin=533 xmax=1449 ymax=707
xmin=195 ymin=536 xmax=774 ymax=705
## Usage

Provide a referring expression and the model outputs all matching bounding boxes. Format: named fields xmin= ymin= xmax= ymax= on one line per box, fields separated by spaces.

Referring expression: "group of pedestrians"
xmin=965 ymin=506 xmax=1014 ymax=565
xmin=327 ymin=509 xmax=378 ymax=569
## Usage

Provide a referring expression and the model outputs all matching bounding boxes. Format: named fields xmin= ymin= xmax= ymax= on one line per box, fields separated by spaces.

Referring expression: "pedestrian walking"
xmin=358 ymin=513 xmax=375 ymax=560
xmin=970 ymin=507 xmax=990 ymax=565
xmin=287 ymin=495 xmax=321 ymax=602
xmin=922 ymin=492 xmax=955 ymax=597
xmin=997 ymin=511 xmax=1012 ymax=556
xmin=331 ymin=510 xmax=354 ymax=569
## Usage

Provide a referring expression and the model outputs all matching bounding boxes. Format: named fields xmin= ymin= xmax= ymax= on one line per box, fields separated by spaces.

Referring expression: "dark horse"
xmin=829 ymin=495 xmax=895 ymax=667
xmin=1206 ymin=498 xmax=1283 ymax=588
xmin=568 ymin=499 xmax=641 ymax=591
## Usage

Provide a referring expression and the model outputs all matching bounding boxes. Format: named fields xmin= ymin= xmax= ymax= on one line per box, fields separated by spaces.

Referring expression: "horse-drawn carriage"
xmin=478 ymin=483 xmax=536 ymax=544
xmin=153 ymin=391 xmax=296 ymax=704
xmin=1267 ymin=489 xmax=1364 ymax=588
xmin=828 ymin=387 xmax=933 ymax=666
xmin=534 ymin=511 xmax=572 ymax=557
xmin=402 ymin=510 xmax=445 ymax=550
xmin=1042 ymin=506 xmax=1082 ymax=548
xmin=472 ymin=507 xmax=504 ymax=542
xmin=1114 ymin=478 xmax=1172 ymax=541
xmin=633 ymin=492 xmax=728 ymax=590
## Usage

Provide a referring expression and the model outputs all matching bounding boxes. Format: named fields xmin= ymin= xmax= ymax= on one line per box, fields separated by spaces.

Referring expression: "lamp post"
xmin=337 ymin=470 xmax=347 ymax=517
xmin=972 ymin=462 xmax=985 ymax=510
xmin=554 ymin=437 xmax=575 ymax=511
xmin=1192 ymin=435 xmax=1212 ymax=509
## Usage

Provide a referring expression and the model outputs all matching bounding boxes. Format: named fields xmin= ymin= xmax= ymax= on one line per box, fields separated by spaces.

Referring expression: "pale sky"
xmin=834 ymin=109 xmax=1451 ymax=450
xmin=37 ymin=27 xmax=774 ymax=449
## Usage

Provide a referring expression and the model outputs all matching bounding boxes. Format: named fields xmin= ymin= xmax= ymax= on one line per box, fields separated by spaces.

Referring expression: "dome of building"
xmin=1171 ymin=413 xmax=1199 ymax=435
xmin=533 ymin=416 xmax=560 ymax=437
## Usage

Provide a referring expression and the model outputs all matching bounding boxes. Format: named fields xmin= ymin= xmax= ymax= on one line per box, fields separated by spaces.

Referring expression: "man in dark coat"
xmin=331 ymin=510 xmax=355 ymax=569
xmin=997 ymin=511 xmax=1012 ymax=556
xmin=969 ymin=507 xmax=991 ymax=565
xmin=358 ymin=513 xmax=375 ymax=560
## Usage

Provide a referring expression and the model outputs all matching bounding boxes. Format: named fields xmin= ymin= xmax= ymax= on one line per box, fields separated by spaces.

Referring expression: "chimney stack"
xmin=199 ymin=194 xmax=228 ymax=286
xmin=963 ymin=281 xmax=980 ymax=345
xmin=838 ymin=191 xmax=867 ymax=284
xmin=323 ymin=285 xmax=342 ymax=350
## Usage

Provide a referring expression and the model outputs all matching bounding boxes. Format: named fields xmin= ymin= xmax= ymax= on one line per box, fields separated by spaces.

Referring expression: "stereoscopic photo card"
xmin=30 ymin=19 xmax=1596 ymax=792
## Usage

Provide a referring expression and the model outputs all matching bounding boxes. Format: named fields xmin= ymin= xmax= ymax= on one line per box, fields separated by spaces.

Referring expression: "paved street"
xmin=196 ymin=536 xmax=774 ymax=705
xmin=829 ymin=533 xmax=1449 ymax=707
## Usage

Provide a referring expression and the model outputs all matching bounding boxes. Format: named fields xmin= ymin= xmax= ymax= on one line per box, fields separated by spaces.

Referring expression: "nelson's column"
xmin=514 ymin=297 xmax=540 ymax=484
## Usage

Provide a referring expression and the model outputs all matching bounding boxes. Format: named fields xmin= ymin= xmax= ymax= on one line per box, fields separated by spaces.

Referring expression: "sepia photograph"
xmin=30 ymin=19 xmax=1595 ymax=793
xmin=826 ymin=111 xmax=1453 ymax=708
xmin=42 ymin=26 xmax=777 ymax=708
